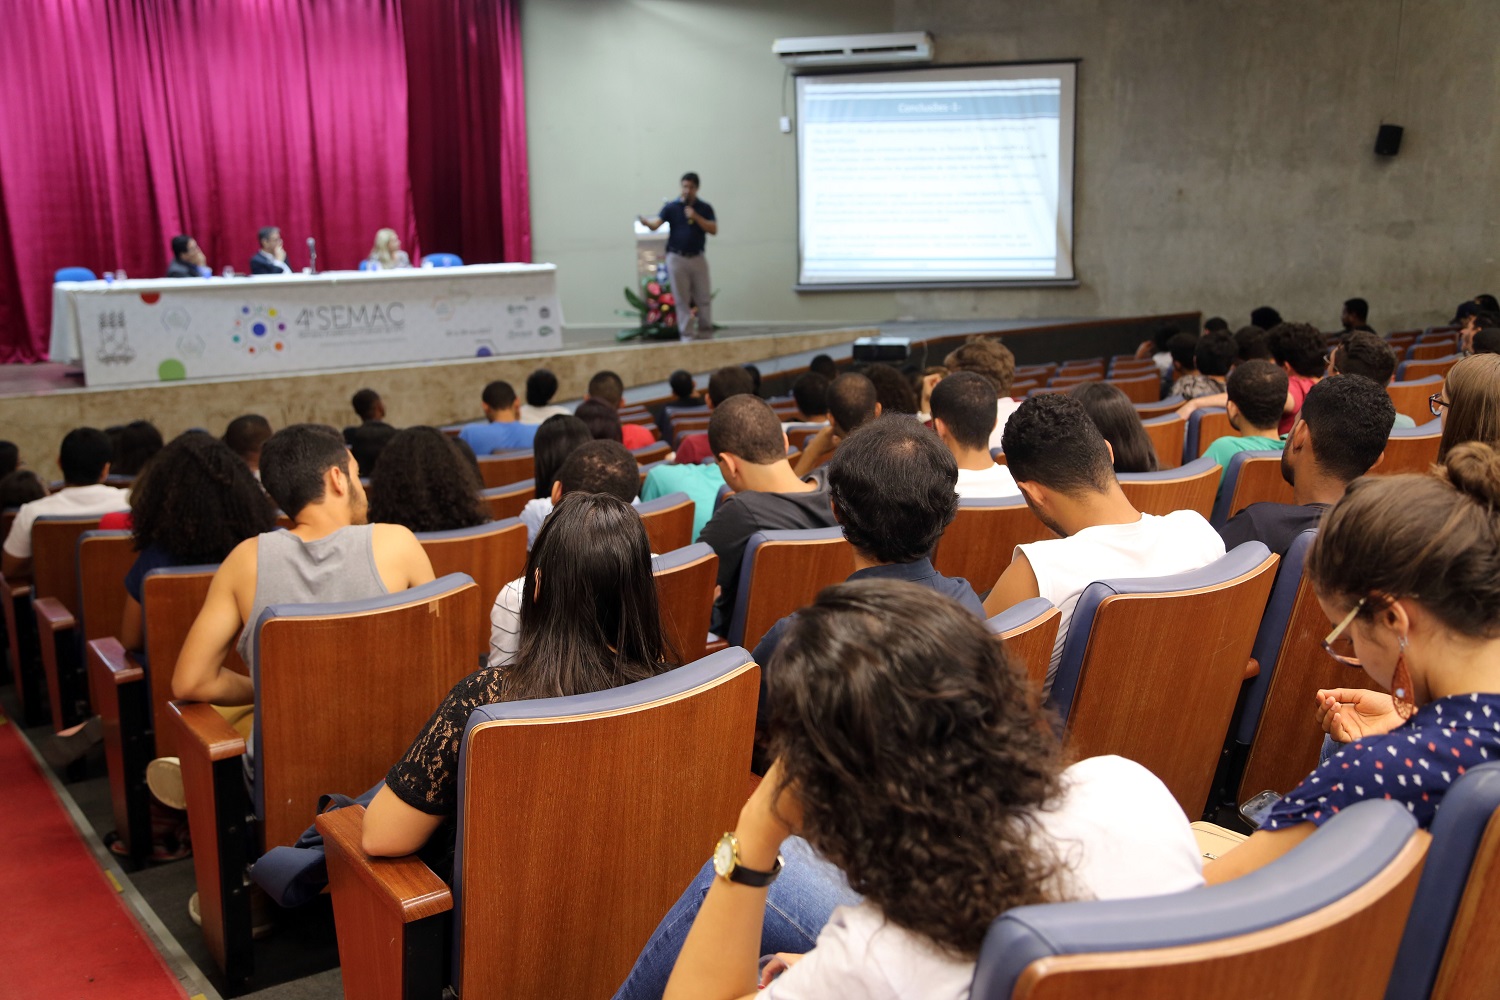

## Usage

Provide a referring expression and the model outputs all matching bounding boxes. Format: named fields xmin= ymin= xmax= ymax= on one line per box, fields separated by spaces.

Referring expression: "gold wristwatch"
xmin=713 ymin=832 xmax=784 ymax=887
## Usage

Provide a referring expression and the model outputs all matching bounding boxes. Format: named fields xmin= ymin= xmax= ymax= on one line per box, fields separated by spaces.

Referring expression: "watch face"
xmin=713 ymin=835 xmax=735 ymax=878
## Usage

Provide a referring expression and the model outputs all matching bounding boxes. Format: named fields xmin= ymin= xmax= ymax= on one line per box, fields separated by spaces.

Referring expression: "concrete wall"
xmin=524 ymin=0 xmax=1499 ymax=334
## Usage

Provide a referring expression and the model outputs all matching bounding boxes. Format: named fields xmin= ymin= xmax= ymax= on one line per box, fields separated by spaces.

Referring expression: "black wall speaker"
xmin=1375 ymin=124 xmax=1404 ymax=157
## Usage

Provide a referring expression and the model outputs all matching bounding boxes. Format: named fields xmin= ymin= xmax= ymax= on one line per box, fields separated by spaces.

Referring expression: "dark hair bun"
xmin=1443 ymin=441 xmax=1500 ymax=507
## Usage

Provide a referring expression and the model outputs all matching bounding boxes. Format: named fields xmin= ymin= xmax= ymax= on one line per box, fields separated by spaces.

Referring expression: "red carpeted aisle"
xmin=0 ymin=714 xmax=189 ymax=999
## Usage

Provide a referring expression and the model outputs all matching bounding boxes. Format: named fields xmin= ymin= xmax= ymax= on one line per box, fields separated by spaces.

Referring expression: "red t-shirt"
xmin=1279 ymin=375 xmax=1319 ymax=434
xmin=621 ymin=422 xmax=656 ymax=450
xmin=674 ymin=432 xmax=712 ymax=465
xmin=98 ymin=510 xmax=134 ymax=530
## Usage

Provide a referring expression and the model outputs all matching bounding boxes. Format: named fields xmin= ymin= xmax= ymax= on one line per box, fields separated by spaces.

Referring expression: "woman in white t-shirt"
xmin=660 ymin=580 xmax=1202 ymax=1000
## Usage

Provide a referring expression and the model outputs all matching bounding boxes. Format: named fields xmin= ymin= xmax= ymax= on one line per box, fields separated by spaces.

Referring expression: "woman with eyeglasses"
xmin=1206 ymin=441 xmax=1500 ymax=883
xmin=1433 ymin=353 xmax=1500 ymax=462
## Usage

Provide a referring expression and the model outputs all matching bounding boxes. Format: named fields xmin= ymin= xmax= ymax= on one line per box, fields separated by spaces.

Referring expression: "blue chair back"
xmin=358 ymin=259 xmax=380 ymax=272
xmin=1234 ymin=529 xmax=1316 ymax=747
xmin=634 ymin=490 xmax=691 ymax=518
xmin=54 ymin=266 xmax=97 ymax=282
xmin=1209 ymin=449 xmax=1286 ymax=527
xmin=423 ymin=252 xmax=463 ymax=267
xmin=1182 ymin=407 xmax=1228 ymax=464
xmin=984 ymin=597 xmax=1055 ymax=635
xmin=1386 ymin=762 xmax=1500 ymax=998
xmin=972 ymin=799 xmax=1422 ymax=999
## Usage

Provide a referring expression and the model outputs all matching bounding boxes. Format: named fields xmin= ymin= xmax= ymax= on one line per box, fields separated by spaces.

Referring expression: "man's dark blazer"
xmin=250 ymin=250 xmax=291 ymax=275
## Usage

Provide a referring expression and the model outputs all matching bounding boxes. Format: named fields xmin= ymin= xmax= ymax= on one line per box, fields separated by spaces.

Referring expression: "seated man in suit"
xmin=249 ymin=226 xmax=293 ymax=274
xmin=698 ymin=395 xmax=838 ymax=635
xmin=1 ymin=427 xmax=129 ymax=580
xmin=458 ymin=380 xmax=539 ymax=455
xmin=930 ymin=371 xmax=1020 ymax=499
xmin=165 ymin=234 xmax=211 ymax=278
xmin=671 ymin=365 xmax=755 ymax=465
xmin=983 ymin=393 xmax=1225 ymax=694
xmin=792 ymin=372 xmax=881 ymax=477
xmin=749 ymin=416 xmax=986 ymax=770
xmin=1219 ymin=375 xmax=1394 ymax=556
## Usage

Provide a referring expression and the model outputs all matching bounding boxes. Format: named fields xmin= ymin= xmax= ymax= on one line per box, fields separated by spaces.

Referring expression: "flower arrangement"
xmin=618 ymin=266 xmax=681 ymax=341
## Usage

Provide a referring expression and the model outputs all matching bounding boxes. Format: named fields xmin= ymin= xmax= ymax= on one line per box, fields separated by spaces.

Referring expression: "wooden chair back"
xmin=480 ymin=480 xmax=535 ymax=521
xmin=932 ymin=497 xmax=1056 ymax=597
xmin=75 ymin=531 xmax=137 ymax=720
xmin=1134 ymin=395 xmax=1183 ymax=420
xmin=1059 ymin=357 xmax=1104 ymax=371
xmin=1211 ymin=451 xmax=1294 ymax=527
xmin=30 ymin=516 xmax=102 ymax=609
xmin=636 ymin=492 xmax=695 ymax=555
xmin=476 ymin=451 xmax=533 ymax=489
xmin=671 ymin=415 xmax=711 ymax=443
xmin=417 ymin=521 xmax=527 ymax=657
xmin=1185 ymin=407 xmax=1235 ymax=461
xmin=1048 ymin=373 xmax=1101 ymax=389
xmin=1398 ymin=354 xmax=1461 ymax=382
xmin=1386 ymin=375 xmax=1442 ymax=425
xmin=1053 ymin=543 xmax=1279 ymax=816
xmin=1140 ymin=414 xmax=1185 ymax=470
xmin=727 ymin=528 xmax=852 ymax=649
xmin=974 ymin=799 xmax=1427 ymax=1000
xmin=784 ymin=423 xmax=827 ymax=451
xmin=651 ymin=543 xmax=717 ymax=663
xmin=1373 ymin=420 xmax=1442 ymax=476
xmin=986 ymin=598 xmax=1062 ymax=691
xmin=1106 ymin=374 xmax=1161 ymax=404
xmin=631 ymin=440 xmax=670 ymax=465
xmin=255 ymin=575 xmax=482 ymax=849
xmin=142 ymin=566 xmax=249 ymax=759
xmin=1118 ymin=455 xmax=1223 ymax=519
xmin=1408 ymin=340 xmax=1456 ymax=361
xmin=452 ymin=649 xmax=760 ymax=999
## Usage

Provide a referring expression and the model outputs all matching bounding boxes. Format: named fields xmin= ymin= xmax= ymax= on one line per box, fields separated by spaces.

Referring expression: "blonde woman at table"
xmin=368 ymin=228 xmax=412 ymax=269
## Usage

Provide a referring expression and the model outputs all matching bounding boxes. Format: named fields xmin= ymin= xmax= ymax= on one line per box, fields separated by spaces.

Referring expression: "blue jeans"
xmin=612 ymin=836 xmax=859 ymax=1000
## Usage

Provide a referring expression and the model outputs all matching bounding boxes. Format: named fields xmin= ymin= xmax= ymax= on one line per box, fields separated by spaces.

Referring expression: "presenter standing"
xmin=638 ymin=172 xmax=716 ymax=340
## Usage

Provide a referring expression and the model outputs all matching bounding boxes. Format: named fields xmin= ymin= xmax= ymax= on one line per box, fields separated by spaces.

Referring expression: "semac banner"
xmin=62 ymin=264 xmax=564 ymax=387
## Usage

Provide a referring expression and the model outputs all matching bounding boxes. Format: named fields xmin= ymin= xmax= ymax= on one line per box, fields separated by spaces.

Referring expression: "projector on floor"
xmin=852 ymin=337 xmax=911 ymax=363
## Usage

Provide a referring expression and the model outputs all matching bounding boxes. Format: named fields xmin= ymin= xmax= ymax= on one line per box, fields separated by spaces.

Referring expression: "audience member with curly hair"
xmin=367 ymin=426 xmax=489 ymax=534
xmin=614 ymin=581 xmax=1202 ymax=1000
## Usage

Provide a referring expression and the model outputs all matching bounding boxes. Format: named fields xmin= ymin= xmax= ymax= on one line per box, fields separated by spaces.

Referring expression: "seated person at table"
xmin=786 ymin=372 xmax=829 ymax=428
xmin=1071 ymin=381 xmax=1159 ymax=473
xmin=165 ymin=234 xmax=210 ymax=278
xmin=699 ymin=396 xmax=838 ymax=636
xmin=519 ymin=415 xmax=594 ymax=547
xmin=587 ymin=370 xmax=655 ymax=449
xmin=930 ymin=371 xmax=1020 ymax=498
xmin=982 ymin=394 xmax=1224 ymax=693
xmin=368 ymin=426 xmax=489 ymax=534
xmin=249 ymin=225 xmax=292 ymax=274
xmin=458 ymin=380 xmax=538 ymax=454
xmin=1201 ymin=359 xmax=1289 ymax=471
xmin=519 ymin=368 xmax=572 ymax=424
xmin=1219 ymin=375 xmax=1393 ymax=556
xmin=2 ymin=427 xmax=129 ymax=579
xmin=364 ymin=493 xmax=676 ymax=862
xmin=792 ymin=373 xmax=880 ymax=478
xmin=367 ymin=227 xmax=411 ymax=269
xmin=616 ymin=582 xmax=1202 ymax=1000
xmin=224 ymin=414 xmax=273 ymax=479
xmin=489 ymin=441 xmax=640 ymax=665
xmin=674 ymin=366 xmax=756 ymax=465
xmin=1328 ymin=331 xmax=1413 ymax=428
xmin=1207 ymin=442 xmax=1500 ymax=883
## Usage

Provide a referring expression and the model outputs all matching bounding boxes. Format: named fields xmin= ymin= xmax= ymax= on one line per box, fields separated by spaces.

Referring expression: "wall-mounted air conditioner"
xmin=772 ymin=32 xmax=934 ymax=69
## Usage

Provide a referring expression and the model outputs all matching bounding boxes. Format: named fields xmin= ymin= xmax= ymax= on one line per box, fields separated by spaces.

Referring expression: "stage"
xmin=2 ymin=313 xmax=1196 ymax=480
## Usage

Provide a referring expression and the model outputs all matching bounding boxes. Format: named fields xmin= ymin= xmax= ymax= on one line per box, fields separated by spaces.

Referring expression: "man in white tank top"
xmin=982 ymin=394 xmax=1226 ymax=694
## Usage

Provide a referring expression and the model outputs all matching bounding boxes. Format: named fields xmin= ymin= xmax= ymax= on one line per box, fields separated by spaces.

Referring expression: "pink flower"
xmin=647 ymin=310 xmax=659 ymax=323
xmin=646 ymin=281 xmax=661 ymax=295
xmin=660 ymin=293 xmax=675 ymax=306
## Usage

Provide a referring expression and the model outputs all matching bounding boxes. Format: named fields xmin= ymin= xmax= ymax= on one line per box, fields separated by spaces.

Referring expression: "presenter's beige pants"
xmin=666 ymin=251 xmax=712 ymax=340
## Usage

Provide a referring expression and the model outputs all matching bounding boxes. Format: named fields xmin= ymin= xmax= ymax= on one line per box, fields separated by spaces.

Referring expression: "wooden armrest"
xmin=317 ymin=805 xmax=452 ymax=922
xmin=33 ymin=595 xmax=76 ymax=632
xmin=1244 ymin=657 xmax=1260 ymax=681
xmin=169 ymin=701 xmax=246 ymax=762
xmin=5 ymin=578 xmax=29 ymax=598
xmin=86 ymin=637 xmax=143 ymax=685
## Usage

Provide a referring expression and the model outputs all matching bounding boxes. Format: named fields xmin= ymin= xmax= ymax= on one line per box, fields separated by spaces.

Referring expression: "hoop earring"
xmin=1391 ymin=636 xmax=1416 ymax=721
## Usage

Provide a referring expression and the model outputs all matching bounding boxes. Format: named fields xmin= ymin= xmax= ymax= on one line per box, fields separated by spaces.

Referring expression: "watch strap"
xmin=725 ymin=853 xmax=783 ymax=888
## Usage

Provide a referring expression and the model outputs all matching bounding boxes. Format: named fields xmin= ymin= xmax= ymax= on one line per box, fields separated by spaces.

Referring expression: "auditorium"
xmin=2 ymin=1 xmax=1497 ymax=997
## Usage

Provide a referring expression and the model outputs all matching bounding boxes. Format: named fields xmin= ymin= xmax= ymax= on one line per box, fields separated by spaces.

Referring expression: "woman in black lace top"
xmin=360 ymin=492 xmax=678 ymax=858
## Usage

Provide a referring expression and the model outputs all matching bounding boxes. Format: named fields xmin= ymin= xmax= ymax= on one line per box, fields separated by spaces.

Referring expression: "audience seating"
xmin=0 ymin=563 xmax=38 ymax=722
xmin=651 ymin=543 xmax=718 ymax=663
xmin=169 ymin=575 xmax=481 ymax=990
xmin=1396 ymin=354 xmax=1462 ymax=382
xmin=1135 ymin=395 xmax=1184 ymax=421
xmin=479 ymin=480 xmax=534 ymax=521
xmin=631 ymin=440 xmax=670 ymax=465
xmin=932 ymin=496 xmax=1056 ymax=598
xmin=1059 ymin=357 xmax=1104 ymax=371
xmin=1106 ymin=374 xmax=1162 ymax=404
xmin=416 ymin=520 xmax=527 ymax=659
xmin=635 ymin=491 xmax=694 ymax=555
xmin=725 ymin=527 xmax=851 ymax=650
xmin=971 ymin=798 xmax=1427 ymax=1000
xmin=1385 ymin=375 xmax=1443 ymax=425
xmin=783 ymin=423 xmax=826 ymax=451
xmin=1050 ymin=542 xmax=1279 ymax=817
xmin=1048 ymin=373 xmax=1101 ymax=390
xmin=26 ymin=516 xmax=108 ymax=729
xmin=1118 ymin=455 xmax=1223 ymax=519
xmin=88 ymin=564 xmax=243 ymax=866
xmin=1209 ymin=450 xmax=1294 ymax=528
xmin=1373 ymin=419 xmax=1442 ymax=476
xmin=985 ymin=598 xmax=1061 ymax=691
xmin=661 ymin=404 xmax=709 ymax=441
xmin=422 ymin=253 xmax=462 ymax=267
xmin=316 ymin=646 xmax=760 ymax=1000
xmin=1009 ymin=380 xmax=1041 ymax=395
xmin=54 ymin=266 xmax=98 ymax=282
xmin=1387 ymin=762 xmax=1500 ymax=999
xmin=1407 ymin=340 xmax=1457 ymax=361
xmin=1140 ymin=413 xmax=1185 ymax=471
xmin=476 ymin=451 xmax=533 ymax=490
xmin=40 ymin=530 xmax=135 ymax=740
xmin=1182 ymin=407 xmax=1235 ymax=462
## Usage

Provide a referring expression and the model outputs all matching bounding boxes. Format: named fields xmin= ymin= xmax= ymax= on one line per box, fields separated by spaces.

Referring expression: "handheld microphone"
xmin=306 ymin=237 xmax=317 ymax=275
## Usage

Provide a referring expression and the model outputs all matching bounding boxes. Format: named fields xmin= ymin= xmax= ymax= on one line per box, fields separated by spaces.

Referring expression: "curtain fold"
xmin=0 ymin=0 xmax=528 ymax=363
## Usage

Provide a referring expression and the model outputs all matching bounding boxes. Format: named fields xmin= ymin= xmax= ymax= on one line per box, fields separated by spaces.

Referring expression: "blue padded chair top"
xmin=34 ymin=512 xmax=117 ymax=525
xmin=727 ymin=526 xmax=845 ymax=647
xmin=1388 ymin=373 xmax=1442 ymax=389
xmin=1049 ymin=541 xmax=1272 ymax=720
xmin=714 ymin=482 xmax=733 ymax=512
xmin=631 ymin=441 xmax=668 ymax=456
xmin=1140 ymin=411 xmax=1183 ymax=427
xmin=142 ymin=562 xmax=219 ymax=581
xmin=635 ymin=491 xmax=691 ymax=516
xmin=1181 ymin=407 xmax=1228 ymax=465
xmin=651 ymin=541 xmax=713 ymax=573
xmin=480 ymin=478 xmax=535 ymax=496
xmin=972 ymin=798 xmax=1417 ymax=1000
xmin=424 ymin=252 xmax=463 ymax=267
xmin=1235 ymin=529 xmax=1317 ymax=745
xmin=413 ymin=517 xmax=522 ymax=542
xmin=488 ymin=446 xmax=532 ymax=459
xmin=957 ymin=493 xmax=1030 ymax=511
xmin=357 ymin=260 xmax=380 ymax=272
xmin=54 ymin=266 xmax=97 ymax=282
xmin=1209 ymin=448 xmax=1286 ymax=527
xmin=990 ymin=447 xmax=1004 ymax=460
xmin=782 ymin=422 xmax=825 ymax=433
xmin=1118 ymin=453 xmax=1220 ymax=484
xmin=1396 ymin=355 xmax=1461 ymax=380
xmin=1136 ymin=394 xmax=1183 ymax=413
xmin=985 ymin=597 xmax=1055 ymax=636
xmin=638 ymin=460 xmax=667 ymax=480
xmin=1390 ymin=416 xmax=1443 ymax=438
xmin=1386 ymin=762 xmax=1500 ymax=999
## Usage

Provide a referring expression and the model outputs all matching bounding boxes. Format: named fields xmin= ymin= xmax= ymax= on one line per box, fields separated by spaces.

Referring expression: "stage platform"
xmin=2 ymin=313 xmax=1195 ymax=479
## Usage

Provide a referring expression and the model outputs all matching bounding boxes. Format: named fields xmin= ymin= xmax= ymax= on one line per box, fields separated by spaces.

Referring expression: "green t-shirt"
xmin=1203 ymin=434 xmax=1286 ymax=504
xmin=641 ymin=462 xmax=727 ymax=542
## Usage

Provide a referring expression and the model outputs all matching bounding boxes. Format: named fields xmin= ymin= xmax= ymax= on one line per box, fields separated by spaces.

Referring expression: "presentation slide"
xmin=796 ymin=63 xmax=1076 ymax=287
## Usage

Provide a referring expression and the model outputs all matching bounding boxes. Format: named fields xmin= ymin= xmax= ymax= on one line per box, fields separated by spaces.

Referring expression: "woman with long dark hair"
xmin=520 ymin=414 xmax=594 ymax=547
xmin=367 ymin=426 xmax=489 ymax=533
xmin=361 ymin=493 xmax=676 ymax=859
xmin=1070 ymin=381 xmax=1159 ymax=473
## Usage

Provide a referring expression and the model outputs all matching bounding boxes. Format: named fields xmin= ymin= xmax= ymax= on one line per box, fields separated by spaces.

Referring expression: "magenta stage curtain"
xmin=0 ymin=0 xmax=528 ymax=363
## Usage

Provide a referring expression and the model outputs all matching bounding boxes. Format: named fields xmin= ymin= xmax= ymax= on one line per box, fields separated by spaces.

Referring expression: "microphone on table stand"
xmin=306 ymin=236 xmax=317 ymax=275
